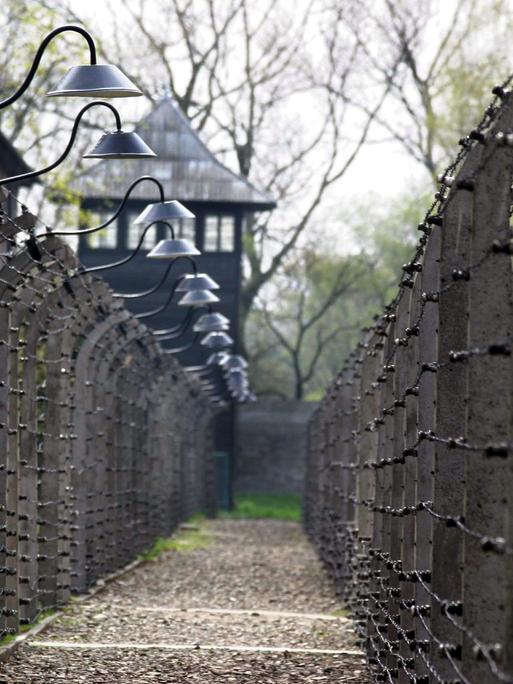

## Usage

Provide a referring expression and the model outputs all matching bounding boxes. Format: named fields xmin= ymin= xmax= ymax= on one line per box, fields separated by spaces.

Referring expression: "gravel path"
xmin=0 ymin=519 xmax=370 ymax=683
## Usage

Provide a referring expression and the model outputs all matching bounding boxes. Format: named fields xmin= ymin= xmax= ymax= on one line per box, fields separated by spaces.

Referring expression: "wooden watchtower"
xmin=74 ymin=97 xmax=275 ymax=508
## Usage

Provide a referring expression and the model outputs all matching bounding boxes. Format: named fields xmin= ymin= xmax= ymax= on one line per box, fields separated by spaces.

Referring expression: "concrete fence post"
xmin=304 ymin=86 xmax=513 ymax=684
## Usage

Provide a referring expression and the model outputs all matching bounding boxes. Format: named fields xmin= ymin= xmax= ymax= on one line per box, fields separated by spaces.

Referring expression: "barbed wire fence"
xmin=304 ymin=79 xmax=513 ymax=684
xmin=0 ymin=188 xmax=216 ymax=640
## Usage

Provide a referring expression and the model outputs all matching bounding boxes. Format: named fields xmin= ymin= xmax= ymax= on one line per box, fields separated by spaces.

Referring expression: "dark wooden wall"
xmin=78 ymin=197 xmax=246 ymax=509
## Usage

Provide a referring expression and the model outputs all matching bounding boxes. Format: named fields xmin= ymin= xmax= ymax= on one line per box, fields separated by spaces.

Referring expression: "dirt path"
xmin=0 ymin=519 xmax=370 ymax=683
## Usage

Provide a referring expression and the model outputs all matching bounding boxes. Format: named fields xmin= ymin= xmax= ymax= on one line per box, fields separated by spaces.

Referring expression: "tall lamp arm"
xmin=82 ymin=221 xmax=156 ymax=273
xmin=0 ymin=25 xmax=97 ymax=111
xmin=0 ymin=100 xmax=121 ymax=187
xmin=134 ymin=275 xmax=186 ymax=320
xmin=113 ymin=259 xmax=177 ymax=299
xmin=116 ymin=255 xmax=197 ymax=300
xmin=153 ymin=307 xmax=197 ymax=339
xmin=40 ymin=176 xmax=166 ymax=238
xmin=161 ymin=332 xmax=200 ymax=355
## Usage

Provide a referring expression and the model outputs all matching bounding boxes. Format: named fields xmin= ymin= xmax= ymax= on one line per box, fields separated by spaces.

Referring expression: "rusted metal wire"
xmin=0 ymin=189 xmax=217 ymax=638
xmin=304 ymin=81 xmax=513 ymax=684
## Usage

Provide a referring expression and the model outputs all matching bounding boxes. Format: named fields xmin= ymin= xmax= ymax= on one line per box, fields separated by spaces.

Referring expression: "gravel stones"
xmin=0 ymin=519 xmax=370 ymax=683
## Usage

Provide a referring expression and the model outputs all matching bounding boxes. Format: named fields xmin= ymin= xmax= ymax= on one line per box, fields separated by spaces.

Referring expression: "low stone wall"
xmin=234 ymin=400 xmax=318 ymax=496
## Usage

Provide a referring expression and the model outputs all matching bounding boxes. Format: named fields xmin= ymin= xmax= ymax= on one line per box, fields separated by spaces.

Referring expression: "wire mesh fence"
xmin=304 ymin=82 xmax=513 ymax=684
xmin=0 ymin=189 xmax=216 ymax=640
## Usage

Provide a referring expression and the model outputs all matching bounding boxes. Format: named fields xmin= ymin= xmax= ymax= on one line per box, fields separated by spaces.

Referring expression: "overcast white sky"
xmin=64 ymin=0 xmax=427 ymax=200
xmin=49 ymin=0 xmax=513 ymax=255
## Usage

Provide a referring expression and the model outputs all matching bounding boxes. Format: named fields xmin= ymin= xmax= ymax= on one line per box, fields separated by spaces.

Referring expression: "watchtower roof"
xmin=0 ymin=130 xmax=36 ymax=184
xmin=74 ymin=97 xmax=275 ymax=211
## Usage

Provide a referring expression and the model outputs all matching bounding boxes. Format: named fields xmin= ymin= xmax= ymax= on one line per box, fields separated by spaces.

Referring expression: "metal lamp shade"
xmin=134 ymin=200 xmax=195 ymax=225
xmin=84 ymin=131 xmax=156 ymax=158
xmin=176 ymin=273 xmax=220 ymax=293
xmin=47 ymin=64 xmax=142 ymax=98
xmin=228 ymin=384 xmax=249 ymax=397
xmin=146 ymin=239 xmax=200 ymax=259
xmin=200 ymin=331 xmax=234 ymax=350
xmin=220 ymin=354 xmax=248 ymax=371
xmin=206 ymin=352 xmax=229 ymax=366
xmin=178 ymin=289 xmax=220 ymax=308
xmin=228 ymin=375 xmax=249 ymax=392
xmin=226 ymin=367 xmax=247 ymax=380
xmin=193 ymin=312 xmax=230 ymax=333
xmin=226 ymin=367 xmax=248 ymax=381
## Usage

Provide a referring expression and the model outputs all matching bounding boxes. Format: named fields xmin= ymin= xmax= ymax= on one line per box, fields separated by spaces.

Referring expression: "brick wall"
xmin=234 ymin=400 xmax=318 ymax=495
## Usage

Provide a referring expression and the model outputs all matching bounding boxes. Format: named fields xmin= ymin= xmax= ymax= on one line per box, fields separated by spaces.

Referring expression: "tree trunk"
xmin=293 ymin=356 xmax=303 ymax=400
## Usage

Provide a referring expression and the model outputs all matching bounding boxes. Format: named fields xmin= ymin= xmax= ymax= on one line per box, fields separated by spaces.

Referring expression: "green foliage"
xmin=0 ymin=633 xmax=16 ymax=647
xmin=248 ymin=247 xmax=369 ymax=398
xmin=0 ymin=608 xmax=56 ymax=647
xmin=0 ymin=2 xmax=85 ymax=148
xmin=331 ymin=606 xmax=351 ymax=618
xmin=429 ymin=0 xmax=513 ymax=169
xmin=244 ymin=0 xmax=513 ymax=401
xmin=248 ymin=190 xmax=424 ymax=398
xmin=223 ymin=494 xmax=301 ymax=521
xmin=187 ymin=512 xmax=207 ymax=524
xmin=138 ymin=524 xmax=211 ymax=561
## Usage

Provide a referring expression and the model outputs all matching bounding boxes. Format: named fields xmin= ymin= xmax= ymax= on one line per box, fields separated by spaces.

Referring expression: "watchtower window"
xmin=204 ymin=215 xmax=235 ymax=252
xmin=127 ymin=220 xmax=157 ymax=251
xmin=174 ymin=218 xmax=196 ymax=244
xmin=154 ymin=160 xmax=172 ymax=180
xmin=85 ymin=211 xmax=117 ymax=249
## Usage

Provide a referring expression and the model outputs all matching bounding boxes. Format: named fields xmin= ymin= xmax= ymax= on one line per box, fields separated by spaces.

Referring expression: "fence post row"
xmin=0 ymin=200 xmax=218 ymax=639
xmin=304 ymin=88 xmax=513 ymax=683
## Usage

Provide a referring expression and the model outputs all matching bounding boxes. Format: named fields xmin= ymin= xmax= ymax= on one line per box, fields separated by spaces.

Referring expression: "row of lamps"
xmin=0 ymin=24 xmax=254 ymax=404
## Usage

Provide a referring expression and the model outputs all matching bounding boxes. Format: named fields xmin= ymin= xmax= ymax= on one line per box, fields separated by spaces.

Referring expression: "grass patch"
xmin=138 ymin=522 xmax=211 ymax=561
xmin=0 ymin=634 xmax=16 ymax=647
xmin=188 ymin=512 xmax=207 ymax=524
xmin=222 ymin=494 xmax=301 ymax=522
xmin=331 ymin=606 xmax=351 ymax=618
xmin=0 ymin=608 xmax=56 ymax=647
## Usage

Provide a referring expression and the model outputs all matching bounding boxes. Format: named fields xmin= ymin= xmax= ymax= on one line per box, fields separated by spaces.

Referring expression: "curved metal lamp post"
xmin=0 ymin=24 xmax=142 ymax=110
xmin=182 ymin=343 xmax=253 ymax=403
xmin=153 ymin=308 xmax=197 ymax=339
xmin=37 ymin=184 xmax=198 ymax=298
xmin=78 ymin=224 xmax=200 ymax=276
xmin=187 ymin=351 xmax=230 ymax=372
xmin=160 ymin=332 xmax=201 ymax=355
xmin=153 ymin=307 xmax=230 ymax=342
xmin=112 ymin=258 xmax=194 ymax=300
xmin=0 ymin=22 xmax=244 ymax=402
xmin=154 ymin=288 xmax=227 ymax=355
xmin=0 ymin=101 xmax=155 ymax=188
xmin=38 ymin=176 xmax=166 ymax=239
xmin=136 ymin=279 xmax=219 ymax=321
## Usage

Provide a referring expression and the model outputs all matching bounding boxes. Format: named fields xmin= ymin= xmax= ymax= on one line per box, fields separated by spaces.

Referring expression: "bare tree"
xmin=250 ymin=189 xmax=423 ymax=399
xmin=0 ymin=0 xmax=132 ymax=226
xmin=45 ymin=0 xmax=395 ymax=355
xmin=6 ymin=0 xmax=502 ymax=397
xmin=252 ymin=249 xmax=366 ymax=399
xmin=340 ymin=0 xmax=513 ymax=180
xmin=0 ymin=2 xmax=92 ymax=155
